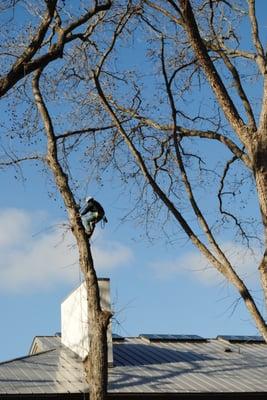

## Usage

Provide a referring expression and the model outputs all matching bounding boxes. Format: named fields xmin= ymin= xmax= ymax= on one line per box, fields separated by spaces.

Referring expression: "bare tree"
xmin=90 ymin=0 xmax=267 ymax=340
xmin=1 ymin=7 xmax=267 ymax=400
xmin=0 ymin=2 xmax=113 ymax=400
xmin=32 ymin=67 xmax=112 ymax=400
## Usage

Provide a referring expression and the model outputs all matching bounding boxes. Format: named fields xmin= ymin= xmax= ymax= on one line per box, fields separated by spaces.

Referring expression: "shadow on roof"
xmin=113 ymin=343 xmax=214 ymax=367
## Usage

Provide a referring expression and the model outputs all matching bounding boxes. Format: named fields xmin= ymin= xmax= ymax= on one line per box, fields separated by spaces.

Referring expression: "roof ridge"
xmin=33 ymin=335 xmax=60 ymax=338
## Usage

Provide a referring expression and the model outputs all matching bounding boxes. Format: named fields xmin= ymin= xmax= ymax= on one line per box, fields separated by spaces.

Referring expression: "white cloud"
xmin=150 ymin=252 xmax=221 ymax=284
xmin=149 ymin=242 xmax=262 ymax=286
xmin=0 ymin=208 xmax=32 ymax=247
xmin=0 ymin=208 xmax=133 ymax=293
xmin=92 ymin=241 xmax=133 ymax=270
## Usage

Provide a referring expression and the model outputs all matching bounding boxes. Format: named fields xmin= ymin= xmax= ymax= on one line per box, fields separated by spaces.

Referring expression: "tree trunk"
xmin=75 ymin=231 xmax=112 ymax=400
xmin=32 ymin=69 xmax=112 ymax=400
xmin=84 ymin=307 xmax=111 ymax=400
xmin=252 ymin=135 xmax=267 ymax=307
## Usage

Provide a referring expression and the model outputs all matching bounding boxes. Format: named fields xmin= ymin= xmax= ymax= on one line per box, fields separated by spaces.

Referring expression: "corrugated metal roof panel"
xmin=140 ymin=334 xmax=206 ymax=342
xmin=0 ymin=344 xmax=87 ymax=395
xmin=0 ymin=336 xmax=266 ymax=395
xmin=217 ymin=335 xmax=264 ymax=343
xmin=109 ymin=337 xmax=267 ymax=393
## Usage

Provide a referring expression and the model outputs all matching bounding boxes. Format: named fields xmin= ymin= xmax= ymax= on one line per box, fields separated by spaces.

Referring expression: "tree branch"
xmin=144 ymin=0 xmax=182 ymax=24
xmin=109 ymin=105 xmax=252 ymax=169
xmin=161 ymin=34 xmax=234 ymax=271
xmin=94 ymin=69 xmax=267 ymax=340
xmin=247 ymin=0 xmax=266 ymax=74
xmin=12 ymin=0 xmax=57 ymax=67
xmin=0 ymin=0 xmax=57 ymax=96
xmin=176 ymin=0 xmax=249 ymax=142
xmin=205 ymin=41 xmax=256 ymax=61
xmin=208 ymin=1 xmax=256 ymax=130
xmin=95 ymin=2 xmax=136 ymax=77
xmin=0 ymin=1 xmax=112 ymax=97
xmin=56 ymin=123 xmax=118 ymax=140
xmin=0 ymin=154 xmax=42 ymax=168
xmin=93 ymin=70 xmax=227 ymax=274
xmin=32 ymin=68 xmax=99 ymax=293
xmin=218 ymin=155 xmax=253 ymax=244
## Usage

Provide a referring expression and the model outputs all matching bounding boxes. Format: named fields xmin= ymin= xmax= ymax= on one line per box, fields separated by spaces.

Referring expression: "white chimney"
xmin=61 ymin=278 xmax=113 ymax=365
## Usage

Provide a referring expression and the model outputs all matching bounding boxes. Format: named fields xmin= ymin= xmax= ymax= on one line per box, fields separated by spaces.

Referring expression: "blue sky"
xmin=0 ymin=1 xmax=266 ymax=362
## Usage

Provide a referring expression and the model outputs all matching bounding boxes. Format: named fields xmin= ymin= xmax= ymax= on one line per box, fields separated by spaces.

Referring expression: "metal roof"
xmin=0 ymin=335 xmax=266 ymax=395
xmin=110 ymin=337 xmax=267 ymax=393
xmin=139 ymin=334 xmax=206 ymax=342
xmin=0 ymin=340 xmax=86 ymax=395
xmin=217 ymin=335 xmax=264 ymax=343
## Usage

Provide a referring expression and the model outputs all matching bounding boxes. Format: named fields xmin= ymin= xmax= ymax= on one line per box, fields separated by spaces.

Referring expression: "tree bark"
xmin=32 ymin=69 xmax=112 ymax=400
xmin=252 ymin=134 xmax=267 ymax=307
xmin=84 ymin=307 xmax=111 ymax=399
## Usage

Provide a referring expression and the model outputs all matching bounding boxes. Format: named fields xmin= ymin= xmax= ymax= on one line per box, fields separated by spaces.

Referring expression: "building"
xmin=0 ymin=279 xmax=266 ymax=399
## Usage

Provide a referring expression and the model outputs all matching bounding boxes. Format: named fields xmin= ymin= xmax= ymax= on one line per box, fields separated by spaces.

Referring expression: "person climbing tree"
xmin=80 ymin=197 xmax=108 ymax=237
